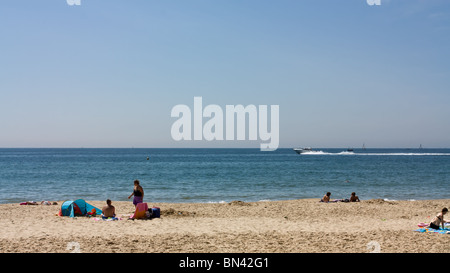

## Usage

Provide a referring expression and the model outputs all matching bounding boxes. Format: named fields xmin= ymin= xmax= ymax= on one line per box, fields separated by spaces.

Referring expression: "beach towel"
xmin=414 ymin=227 xmax=450 ymax=234
xmin=92 ymin=217 xmax=122 ymax=221
xmin=103 ymin=217 xmax=120 ymax=221
xmin=130 ymin=202 xmax=148 ymax=219
xmin=102 ymin=216 xmax=121 ymax=221
xmin=414 ymin=223 xmax=450 ymax=234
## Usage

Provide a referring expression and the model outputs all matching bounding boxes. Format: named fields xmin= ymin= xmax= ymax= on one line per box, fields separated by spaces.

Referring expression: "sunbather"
xmin=102 ymin=199 xmax=116 ymax=218
xmin=321 ymin=192 xmax=331 ymax=203
xmin=21 ymin=201 xmax=57 ymax=205
xmin=349 ymin=192 xmax=360 ymax=202
xmin=429 ymin=208 xmax=448 ymax=230
xmin=40 ymin=201 xmax=57 ymax=205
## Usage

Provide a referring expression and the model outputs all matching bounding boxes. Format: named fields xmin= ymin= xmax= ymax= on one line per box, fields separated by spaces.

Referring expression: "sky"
xmin=1 ymin=0 xmax=449 ymax=148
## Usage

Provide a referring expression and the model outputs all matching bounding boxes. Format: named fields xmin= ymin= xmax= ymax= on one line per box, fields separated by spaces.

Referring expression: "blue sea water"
xmin=0 ymin=148 xmax=449 ymax=204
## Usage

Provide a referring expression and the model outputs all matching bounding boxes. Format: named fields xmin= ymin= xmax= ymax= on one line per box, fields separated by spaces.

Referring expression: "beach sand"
xmin=0 ymin=199 xmax=448 ymax=253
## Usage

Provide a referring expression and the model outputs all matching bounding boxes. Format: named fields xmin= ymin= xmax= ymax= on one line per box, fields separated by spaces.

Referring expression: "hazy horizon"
xmin=0 ymin=146 xmax=447 ymax=149
xmin=1 ymin=0 xmax=449 ymax=149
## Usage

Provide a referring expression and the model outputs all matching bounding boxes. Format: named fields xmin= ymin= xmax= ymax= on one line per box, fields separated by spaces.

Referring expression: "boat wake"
xmin=300 ymin=150 xmax=354 ymax=155
xmin=300 ymin=151 xmax=450 ymax=156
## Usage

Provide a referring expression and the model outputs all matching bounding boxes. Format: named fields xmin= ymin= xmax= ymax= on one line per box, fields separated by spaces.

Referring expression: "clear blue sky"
xmin=1 ymin=0 xmax=449 ymax=148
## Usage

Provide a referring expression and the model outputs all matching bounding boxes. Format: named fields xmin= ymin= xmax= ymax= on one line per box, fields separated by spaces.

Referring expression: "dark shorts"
xmin=429 ymin=223 xmax=440 ymax=230
xmin=133 ymin=196 xmax=143 ymax=206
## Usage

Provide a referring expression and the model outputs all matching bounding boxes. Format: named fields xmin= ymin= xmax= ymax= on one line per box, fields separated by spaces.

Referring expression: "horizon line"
xmin=0 ymin=147 xmax=448 ymax=149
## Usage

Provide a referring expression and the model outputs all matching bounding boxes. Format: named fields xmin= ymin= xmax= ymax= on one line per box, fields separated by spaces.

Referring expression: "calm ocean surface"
xmin=0 ymin=148 xmax=449 ymax=204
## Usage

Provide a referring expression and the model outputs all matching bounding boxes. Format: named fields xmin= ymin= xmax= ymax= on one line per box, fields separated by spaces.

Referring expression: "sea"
xmin=0 ymin=148 xmax=449 ymax=204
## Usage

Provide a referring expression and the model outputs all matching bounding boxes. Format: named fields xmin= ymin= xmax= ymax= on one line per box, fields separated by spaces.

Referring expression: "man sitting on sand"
xmin=349 ymin=192 xmax=360 ymax=202
xmin=102 ymin=199 xmax=116 ymax=218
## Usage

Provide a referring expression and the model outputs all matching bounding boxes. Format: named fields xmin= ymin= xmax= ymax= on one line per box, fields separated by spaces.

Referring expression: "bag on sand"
xmin=151 ymin=207 xmax=160 ymax=218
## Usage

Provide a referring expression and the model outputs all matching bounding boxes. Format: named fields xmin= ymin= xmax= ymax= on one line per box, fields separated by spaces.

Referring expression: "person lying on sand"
xmin=20 ymin=201 xmax=57 ymax=205
xmin=429 ymin=208 xmax=448 ymax=230
xmin=41 ymin=201 xmax=58 ymax=205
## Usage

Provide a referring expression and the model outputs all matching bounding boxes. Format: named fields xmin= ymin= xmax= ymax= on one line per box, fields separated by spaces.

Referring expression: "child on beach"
xmin=429 ymin=208 xmax=448 ymax=230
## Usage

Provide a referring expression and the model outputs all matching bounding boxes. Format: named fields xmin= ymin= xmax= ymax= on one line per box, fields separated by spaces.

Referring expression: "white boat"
xmin=293 ymin=147 xmax=313 ymax=154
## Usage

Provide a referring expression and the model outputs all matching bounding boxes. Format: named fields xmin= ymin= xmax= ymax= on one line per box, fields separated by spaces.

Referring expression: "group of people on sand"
xmin=320 ymin=192 xmax=449 ymax=231
xmin=100 ymin=179 xmax=144 ymax=219
xmin=320 ymin=192 xmax=360 ymax=203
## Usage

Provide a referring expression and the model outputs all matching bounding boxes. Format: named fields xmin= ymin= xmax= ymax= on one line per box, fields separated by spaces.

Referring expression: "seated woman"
xmin=321 ymin=192 xmax=331 ymax=203
xmin=429 ymin=208 xmax=448 ymax=230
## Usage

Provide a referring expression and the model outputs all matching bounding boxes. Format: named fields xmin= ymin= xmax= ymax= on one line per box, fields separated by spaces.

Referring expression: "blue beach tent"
xmin=60 ymin=199 xmax=102 ymax=217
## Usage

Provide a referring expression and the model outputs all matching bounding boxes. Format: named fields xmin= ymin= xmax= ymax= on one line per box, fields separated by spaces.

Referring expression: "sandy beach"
xmin=0 ymin=199 xmax=448 ymax=253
